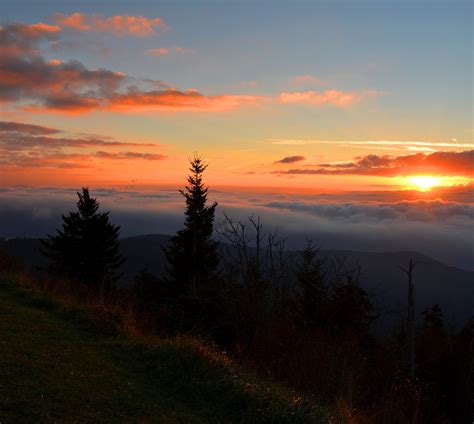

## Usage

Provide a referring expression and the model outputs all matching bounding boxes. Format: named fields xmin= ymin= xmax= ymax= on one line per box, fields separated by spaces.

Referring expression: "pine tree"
xmin=164 ymin=155 xmax=219 ymax=316
xmin=296 ymin=241 xmax=327 ymax=329
xmin=41 ymin=188 xmax=125 ymax=290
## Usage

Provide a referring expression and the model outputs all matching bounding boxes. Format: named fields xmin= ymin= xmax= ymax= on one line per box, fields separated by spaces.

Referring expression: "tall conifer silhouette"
xmin=165 ymin=155 xmax=219 ymax=310
xmin=41 ymin=188 xmax=125 ymax=290
xmin=296 ymin=241 xmax=327 ymax=329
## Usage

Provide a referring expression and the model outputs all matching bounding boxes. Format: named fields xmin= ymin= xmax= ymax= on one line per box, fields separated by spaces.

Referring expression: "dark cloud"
xmin=95 ymin=151 xmax=167 ymax=161
xmin=0 ymin=22 xmax=60 ymax=57
xmin=0 ymin=122 xmax=155 ymax=150
xmin=0 ymin=153 xmax=93 ymax=168
xmin=273 ymin=155 xmax=306 ymax=164
xmin=0 ymin=22 xmax=124 ymax=111
xmin=0 ymin=120 xmax=60 ymax=135
xmin=0 ymin=120 xmax=165 ymax=168
xmin=273 ymin=151 xmax=474 ymax=177
xmin=0 ymin=22 xmax=262 ymax=114
xmin=1 ymin=152 xmax=166 ymax=168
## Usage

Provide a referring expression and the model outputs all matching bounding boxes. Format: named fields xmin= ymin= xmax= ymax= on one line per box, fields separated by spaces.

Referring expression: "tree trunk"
xmin=401 ymin=258 xmax=416 ymax=380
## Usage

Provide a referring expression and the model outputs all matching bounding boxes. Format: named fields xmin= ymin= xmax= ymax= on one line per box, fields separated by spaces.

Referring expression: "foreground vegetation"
xmin=4 ymin=156 xmax=472 ymax=423
xmin=0 ymin=273 xmax=327 ymax=423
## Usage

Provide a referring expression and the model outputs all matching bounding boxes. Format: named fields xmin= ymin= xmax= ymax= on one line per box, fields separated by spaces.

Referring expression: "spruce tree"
xmin=41 ymin=188 xmax=125 ymax=290
xmin=296 ymin=241 xmax=327 ymax=329
xmin=164 ymin=155 xmax=219 ymax=315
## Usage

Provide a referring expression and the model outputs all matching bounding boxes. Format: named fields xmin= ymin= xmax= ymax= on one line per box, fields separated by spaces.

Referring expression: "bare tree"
xmin=400 ymin=258 xmax=416 ymax=380
xmin=217 ymin=213 xmax=292 ymax=346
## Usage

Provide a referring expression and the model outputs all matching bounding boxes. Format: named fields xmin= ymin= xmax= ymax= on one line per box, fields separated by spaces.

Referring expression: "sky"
xmin=0 ymin=0 xmax=473 ymax=266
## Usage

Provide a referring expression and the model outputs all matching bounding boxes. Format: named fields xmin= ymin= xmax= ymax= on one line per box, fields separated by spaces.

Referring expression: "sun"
xmin=406 ymin=175 xmax=441 ymax=191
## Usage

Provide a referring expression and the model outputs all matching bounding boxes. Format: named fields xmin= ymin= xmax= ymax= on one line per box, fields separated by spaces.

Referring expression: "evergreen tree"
xmin=164 ymin=155 xmax=219 ymax=310
xmin=41 ymin=188 xmax=125 ymax=290
xmin=295 ymin=241 xmax=327 ymax=329
xmin=330 ymin=273 xmax=374 ymax=333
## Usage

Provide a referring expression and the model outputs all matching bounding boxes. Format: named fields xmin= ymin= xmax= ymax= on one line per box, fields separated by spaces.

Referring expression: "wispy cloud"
xmin=278 ymin=89 xmax=358 ymax=107
xmin=146 ymin=47 xmax=169 ymax=56
xmin=0 ymin=121 xmax=60 ymax=135
xmin=146 ymin=46 xmax=193 ymax=56
xmin=0 ymin=120 xmax=166 ymax=169
xmin=51 ymin=13 xmax=166 ymax=37
xmin=95 ymin=151 xmax=166 ymax=161
xmin=272 ymin=150 xmax=474 ymax=177
xmin=269 ymin=139 xmax=474 ymax=151
xmin=273 ymin=155 xmax=306 ymax=164
xmin=288 ymin=75 xmax=325 ymax=88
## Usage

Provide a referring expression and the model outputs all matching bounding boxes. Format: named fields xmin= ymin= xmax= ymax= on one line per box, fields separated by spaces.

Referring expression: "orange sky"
xmin=0 ymin=6 xmax=472 ymax=193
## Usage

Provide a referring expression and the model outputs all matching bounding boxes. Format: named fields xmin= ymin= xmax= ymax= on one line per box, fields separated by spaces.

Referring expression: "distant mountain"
xmin=1 ymin=234 xmax=472 ymax=329
xmin=322 ymin=249 xmax=473 ymax=330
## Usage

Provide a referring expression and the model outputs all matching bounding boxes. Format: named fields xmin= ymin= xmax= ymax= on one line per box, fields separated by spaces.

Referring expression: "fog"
xmin=1 ymin=186 xmax=472 ymax=270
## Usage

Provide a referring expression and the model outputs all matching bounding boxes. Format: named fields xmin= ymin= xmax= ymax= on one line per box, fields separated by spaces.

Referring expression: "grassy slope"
xmin=0 ymin=275 xmax=327 ymax=423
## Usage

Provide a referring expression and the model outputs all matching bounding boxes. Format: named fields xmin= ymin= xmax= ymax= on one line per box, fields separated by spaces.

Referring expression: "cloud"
xmin=1 ymin=152 xmax=166 ymax=169
xmin=0 ymin=121 xmax=155 ymax=150
xmin=273 ymin=155 xmax=306 ymax=164
xmin=289 ymin=75 xmax=324 ymax=87
xmin=0 ymin=21 xmax=376 ymax=115
xmin=0 ymin=21 xmax=60 ymax=58
xmin=146 ymin=47 xmax=169 ymax=56
xmin=278 ymin=89 xmax=359 ymax=107
xmin=273 ymin=151 xmax=474 ymax=177
xmin=0 ymin=22 xmax=264 ymax=114
xmin=240 ymin=80 xmax=258 ymax=88
xmin=262 ymin=199 xmax=474 ymax=225
xmin=0 ymin=120 xmax=60 ymax=135
xmin=52 ymin=13 xmax=166 ymax=37
xmin=0 ymin=120 xmax=165 ymax=169
xmin=104 ymin=89 xmax=265 ymax=113
xmin=0 ymin=152 xmax=93 ymax=169
xmin=0 ymin=186 xmax=472 ymax=270
xmin=95 ymin=151 xmax=166 ymax=161
xmin=269 ymin=138 xmax=474 ymax=150
xmin=146 ymin=46 xmax=193 ymax=57
xmin=0 ymin=23 xmax=125 ymax=108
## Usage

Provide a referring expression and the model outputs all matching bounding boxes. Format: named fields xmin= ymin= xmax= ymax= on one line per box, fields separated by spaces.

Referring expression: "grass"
xmin=0 ymin=273 xmax=328 ymax=423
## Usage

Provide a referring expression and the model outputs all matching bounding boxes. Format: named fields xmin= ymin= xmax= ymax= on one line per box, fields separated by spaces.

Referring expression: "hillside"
xmin=0 ymin=274 xmax=326 ymax=423
xmin=2 ymin=235 xmax=473 ymax=328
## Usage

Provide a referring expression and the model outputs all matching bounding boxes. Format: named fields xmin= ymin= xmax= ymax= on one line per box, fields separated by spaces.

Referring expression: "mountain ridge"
xmin=1 ymin=234 xmax=472 ymax=328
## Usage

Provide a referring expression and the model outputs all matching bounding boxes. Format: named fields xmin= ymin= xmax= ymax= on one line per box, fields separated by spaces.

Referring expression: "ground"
xmin=0 ymin=275 xmax=326 ymax=423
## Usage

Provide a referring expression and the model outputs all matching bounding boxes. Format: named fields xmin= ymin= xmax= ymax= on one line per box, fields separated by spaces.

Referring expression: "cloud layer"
xmin=0 ymin=185 xmax=472 ymax=270
xmin=273 ymin=151 xmax=474 ymax=177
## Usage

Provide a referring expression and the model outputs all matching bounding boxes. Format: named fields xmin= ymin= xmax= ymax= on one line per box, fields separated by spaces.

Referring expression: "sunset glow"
xmin=398 ymin=175 xmax=471 ymax=192
xmin=406 ymin=176 xmax=443 ymax=191
xmin=0 ymin=2 xmax=472 ymax=202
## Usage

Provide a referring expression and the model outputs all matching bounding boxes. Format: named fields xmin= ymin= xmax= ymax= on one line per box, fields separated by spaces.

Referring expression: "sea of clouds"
xmin=0 ymin=185 xmax=472 ymax=270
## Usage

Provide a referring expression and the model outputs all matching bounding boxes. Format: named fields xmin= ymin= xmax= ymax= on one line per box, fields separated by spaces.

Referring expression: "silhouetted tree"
xmin=400 ymin=258 xmax=416 ymax=380
xmin=164 ymin=155 xmax=219 ymax=326
xmin=295 ymin=241 xmax=327 ymax=329
xmin=417 ymin=304 xmax=447 ymax=379
xmin=41 ymin=188 xmax=125 ymax=291
xmin=330 ymin=272 xmax=374 ymax=333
